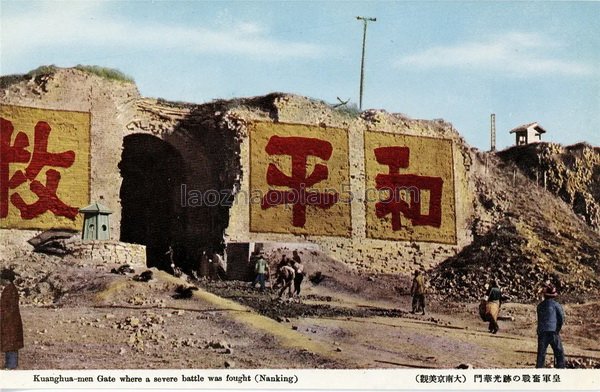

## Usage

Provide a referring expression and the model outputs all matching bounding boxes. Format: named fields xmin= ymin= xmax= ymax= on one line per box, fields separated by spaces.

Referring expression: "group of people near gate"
xmin=251 ymin=249 xmax=305 ymax=300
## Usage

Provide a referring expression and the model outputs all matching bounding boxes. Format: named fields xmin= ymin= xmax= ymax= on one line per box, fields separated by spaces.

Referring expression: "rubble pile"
xmin=498 ymin=143 xmax=600 ymax=232
xmin=430 ymin=148 xmax=600 ymax=304
xmin=429 ymin=220 xmax=599 ymax=302
xmin=0 ymin=253 xmax=107 ymax=306
xmin=565 ymin=358 xmax=600 ymax=369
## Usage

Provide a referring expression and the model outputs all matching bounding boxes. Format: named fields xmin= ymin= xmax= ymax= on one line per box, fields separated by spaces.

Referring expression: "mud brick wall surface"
xmin=0 ymin=69 xmax=140 ymax=241
xmin=1 ymin=69 xmax=475 ymax=275
xmin=224 ymin=95 xmax=475 ymax=274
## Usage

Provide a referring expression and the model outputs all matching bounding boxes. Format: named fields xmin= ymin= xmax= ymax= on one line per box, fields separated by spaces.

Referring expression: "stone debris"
xmin=111 ymin=264 xmax=135 ymax=275
xmin=132 ymin=270 xmax=153 ymax=282
xmin=207 ymin=340 xmax=230 ymax=350
xmin=565 ymin=358 xmax=600 ymax=369
xmin=171 ymin=337 xmax=204 ymax=349
xmin=112 ymin=312 xmax=170 ymax=352
xmin=456 ymin=363 xmax=473 ymax=369
xmin=127 ymin=296 xmax=146 ymax=306
xmin=172 ymin=284 xmax=199 ymax=299
xmin=429 ymin=220 xmax=599 ymax=302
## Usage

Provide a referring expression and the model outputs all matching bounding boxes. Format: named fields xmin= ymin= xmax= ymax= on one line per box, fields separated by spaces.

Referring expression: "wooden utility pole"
xmin=357 ymin=16 xmax=376 ymax=111
xmin=490 ymin=113 xmax=496 ymax=152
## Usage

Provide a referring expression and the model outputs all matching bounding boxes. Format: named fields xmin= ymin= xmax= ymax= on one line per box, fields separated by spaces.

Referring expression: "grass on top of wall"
xmin=74 ymin=65 xmax=135 ymax=83
xmin=20 ymin=64 xmax=134 ymax=83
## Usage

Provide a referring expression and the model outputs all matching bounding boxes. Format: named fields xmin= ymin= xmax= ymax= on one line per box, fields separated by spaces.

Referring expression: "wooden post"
xmin=490 ymin=113 xmax=496 ymax=152
xmin=356 ymin=16 xmax=377 ymax=110
xmin=485 ymin=154 xmax=488 ymax=175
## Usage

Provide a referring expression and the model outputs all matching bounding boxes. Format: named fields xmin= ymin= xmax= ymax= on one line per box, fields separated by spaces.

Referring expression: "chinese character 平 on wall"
xmin=249 ymin=122 xmax=351 ymax=237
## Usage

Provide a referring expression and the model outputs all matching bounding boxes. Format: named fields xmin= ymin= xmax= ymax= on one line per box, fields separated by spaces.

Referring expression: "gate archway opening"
xmin=119 ymin=134 xmax=184 ymax=270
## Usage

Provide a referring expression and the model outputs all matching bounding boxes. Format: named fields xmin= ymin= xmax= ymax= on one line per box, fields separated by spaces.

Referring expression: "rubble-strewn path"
xmin=11 ymin=264 xmax=600 ymax=369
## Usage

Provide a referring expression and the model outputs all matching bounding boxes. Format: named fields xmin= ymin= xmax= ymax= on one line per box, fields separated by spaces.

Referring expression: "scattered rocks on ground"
xmin=172 ymin=284 xmax=199 ymax=299
xmin=565 ymin=358 xmax=600 ymax=369
xmin=456 ymin=363 xmax=473 ymax=369
xmin=132 ymin=270 xmax=153 ymax=282
xmin=111 ymin=264 xmax=135 ymax=275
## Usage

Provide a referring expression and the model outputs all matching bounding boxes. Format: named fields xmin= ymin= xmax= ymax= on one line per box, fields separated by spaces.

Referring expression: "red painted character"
xmin=0 ymin=118 xmax=78 ymax=220
xmin=374 ymin=146 xmax=443 ymax=230
xmin=261 ymin=136 xmax=338 ymax=227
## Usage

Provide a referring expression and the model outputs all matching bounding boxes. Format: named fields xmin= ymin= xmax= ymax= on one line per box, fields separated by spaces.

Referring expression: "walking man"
xmin=410 ymin=270 xmax=426 ymax=315
xmin=485 ymin=280 xmax=502 ymax=334
xmin=536 ymin=284 xmax=565 ymax=368
xmin=1 ymin=269 xmax=24 ymax=369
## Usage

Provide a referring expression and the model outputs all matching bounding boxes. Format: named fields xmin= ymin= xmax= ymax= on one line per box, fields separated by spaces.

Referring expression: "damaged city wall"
xmin=223 ymin=95 xmax=474 ymax=274
xmin=1 ymin=67 xmax=474 ymax=275
xmin=1 ymin=68 xmax=138 ymax=263
xmin=0 ymin=68 xmax=242 ymax=271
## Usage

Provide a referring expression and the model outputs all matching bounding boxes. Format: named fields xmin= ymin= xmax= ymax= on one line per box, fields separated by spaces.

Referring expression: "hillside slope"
xmin=430 ymin=149 xmax=600 ymax=302
xmin=498 ymin=142 xmax=600 ymax=232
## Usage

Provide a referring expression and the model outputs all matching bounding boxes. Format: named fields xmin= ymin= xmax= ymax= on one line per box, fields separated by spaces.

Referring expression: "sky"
xmin=1 ymin=0 xmax=598 ymax=150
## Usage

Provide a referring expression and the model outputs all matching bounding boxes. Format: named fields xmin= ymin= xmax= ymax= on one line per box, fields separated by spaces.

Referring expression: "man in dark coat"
xmin=536 ymin=284 xmax=565 ymax=368
xmin=410 ymin=270 xmax=426 ymax=315
xmin=1 ymin=269 xmax=24 ymax=369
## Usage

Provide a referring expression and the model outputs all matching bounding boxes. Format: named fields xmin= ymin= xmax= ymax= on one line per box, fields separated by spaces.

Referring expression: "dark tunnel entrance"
xmin=119 ymin=134 xmax=184 ymax=270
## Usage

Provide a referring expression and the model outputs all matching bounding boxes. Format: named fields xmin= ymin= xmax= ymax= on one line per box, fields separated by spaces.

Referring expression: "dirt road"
xmin=13 ymin=267 xmax=600 ymax=370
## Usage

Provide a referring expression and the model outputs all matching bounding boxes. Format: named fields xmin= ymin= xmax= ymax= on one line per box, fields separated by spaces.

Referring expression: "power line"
xmin=356 ymin=16 xmax=376 ymax=111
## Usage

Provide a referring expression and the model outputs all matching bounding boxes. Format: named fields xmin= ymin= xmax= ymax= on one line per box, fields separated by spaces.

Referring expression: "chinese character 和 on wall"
xmin=365 ymin=131 xmax=456 ymax=244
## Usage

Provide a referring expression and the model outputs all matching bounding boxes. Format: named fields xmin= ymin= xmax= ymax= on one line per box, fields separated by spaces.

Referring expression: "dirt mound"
xmin=498 ymin=142 xmax=600 ymax=232
xmin=0 ymin=249 xmax=156 ymax=307
xmin=430 ymin=151 xmax=600 ymax=302
xmin=429 ymin=219 xmax=598 ymax=302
